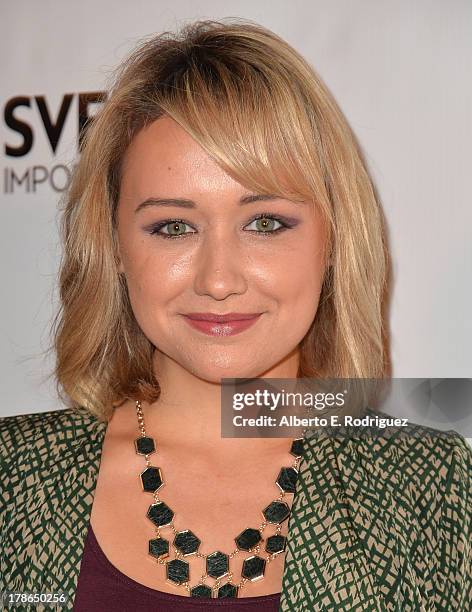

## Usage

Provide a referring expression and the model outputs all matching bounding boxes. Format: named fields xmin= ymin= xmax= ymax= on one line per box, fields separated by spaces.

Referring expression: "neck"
xmin=141 ymin=347 xmax=300 ymax=453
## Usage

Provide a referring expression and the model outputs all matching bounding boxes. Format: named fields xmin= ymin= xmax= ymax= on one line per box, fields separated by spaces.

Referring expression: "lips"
xmin=183 ymin=312 xmax=263 ymax=323
xmin=181 ymin=312 xmax=263 ymax=336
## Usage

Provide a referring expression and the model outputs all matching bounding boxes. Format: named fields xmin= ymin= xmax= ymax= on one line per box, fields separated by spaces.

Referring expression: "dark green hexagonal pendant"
xmin=235 ymin=528 xmax=262 ymax=551
xmin=265 ymin=534 xmax=286 ymax=555
xmin=134 ymin=436 xmax=156 ymax=455
xmin=276 ymin=467 xmax=299 ymax=493
xmin=206 ymin=551 xmax=229 ymax=578
xmin=173 ymin=530 xmax=201 ymax=556
xmin=217 ymin=583 xmax=238 ymax=598
xmin=148 ymin=536 xmax=169 ymax=560
xmin=290 ymin=438 xmax=304 ymax=458
xmin=140 ymin=466 xmax=164 ymax=493
xmin=146 ymin=501 xmax=174 ymax=527
xmin=166 ymin=559 xmax=189 ymax=585
xmin=262 ymin=500 xmax=291 ymax=524
xmin=190 ymin=584 xmax=212 ymax=598
xmin=241 ymin=555 xmax=266 ymax=581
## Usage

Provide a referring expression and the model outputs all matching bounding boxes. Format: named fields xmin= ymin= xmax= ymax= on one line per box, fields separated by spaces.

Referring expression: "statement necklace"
xmin=134 ymin=399 xmax=303 ymax=598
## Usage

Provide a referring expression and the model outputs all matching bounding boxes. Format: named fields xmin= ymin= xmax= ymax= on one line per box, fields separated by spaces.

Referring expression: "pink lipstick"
xmin=181 ymin=312 xmax=263 ymax=336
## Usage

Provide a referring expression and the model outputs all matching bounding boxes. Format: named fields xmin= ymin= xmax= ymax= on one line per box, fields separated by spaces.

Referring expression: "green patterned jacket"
xmin=1 ymin=406 xmax=471 ymax=611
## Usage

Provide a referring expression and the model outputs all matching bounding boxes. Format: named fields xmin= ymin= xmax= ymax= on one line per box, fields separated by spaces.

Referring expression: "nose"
xmin=193 ymin=231 xmax=248 ymax=300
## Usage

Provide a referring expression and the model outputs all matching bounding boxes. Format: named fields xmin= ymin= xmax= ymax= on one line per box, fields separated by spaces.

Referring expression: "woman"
xmin=1 ymin=18 xmax=471 ymax=612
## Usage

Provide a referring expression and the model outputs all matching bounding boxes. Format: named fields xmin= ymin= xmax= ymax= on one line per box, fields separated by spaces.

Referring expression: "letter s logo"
xmin=4 ymin=96 xmax=33 ymax=157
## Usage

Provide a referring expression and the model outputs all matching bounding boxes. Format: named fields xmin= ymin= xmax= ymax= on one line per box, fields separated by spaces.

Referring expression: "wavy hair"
xmin=48 ymin=18 xmax=391 ymax=422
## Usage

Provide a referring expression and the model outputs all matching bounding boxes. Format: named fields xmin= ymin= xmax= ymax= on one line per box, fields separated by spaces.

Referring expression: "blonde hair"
xmin=48 ymin=18 xmax=391 ymax=423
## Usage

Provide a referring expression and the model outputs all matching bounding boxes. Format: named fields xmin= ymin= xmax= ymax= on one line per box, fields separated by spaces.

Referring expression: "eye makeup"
xmin=144 ymin=212 xmax=301 ymax=240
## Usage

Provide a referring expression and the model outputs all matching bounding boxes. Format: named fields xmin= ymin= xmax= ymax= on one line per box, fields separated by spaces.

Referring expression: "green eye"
xmin=166 ymin=221 xmax=187 ymax=236
xmin=245 ymin=216 xmax=283 ymax=233
xmin=151 ymin=220 xmax=197 ymax=238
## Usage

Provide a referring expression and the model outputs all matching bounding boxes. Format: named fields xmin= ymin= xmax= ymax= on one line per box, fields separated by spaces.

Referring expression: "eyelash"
xmin=147 ymin=213 xmax=295 ymax=240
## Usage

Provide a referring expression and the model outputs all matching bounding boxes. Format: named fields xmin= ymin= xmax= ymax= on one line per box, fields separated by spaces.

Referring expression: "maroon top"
xmin=74 ymin=522 xmax=281 ymax=611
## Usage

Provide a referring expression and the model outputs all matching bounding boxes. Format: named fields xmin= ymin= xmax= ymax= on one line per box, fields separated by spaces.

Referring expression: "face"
xmin=115 ymin=116 xmax=328 ymax=383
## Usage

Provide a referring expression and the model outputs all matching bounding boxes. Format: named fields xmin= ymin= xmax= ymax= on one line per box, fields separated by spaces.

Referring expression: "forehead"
xmin=120 ymin=116 xmax=240 ymax=197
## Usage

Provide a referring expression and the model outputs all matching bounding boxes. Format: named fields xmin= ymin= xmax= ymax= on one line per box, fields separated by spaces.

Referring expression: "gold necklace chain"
xmin=135 ymin=399 xmax=303 ymax=598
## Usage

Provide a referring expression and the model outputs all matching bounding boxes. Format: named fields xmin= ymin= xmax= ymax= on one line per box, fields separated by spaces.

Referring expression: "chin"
xmin=188 ymin=359 xmax=265 ymax=384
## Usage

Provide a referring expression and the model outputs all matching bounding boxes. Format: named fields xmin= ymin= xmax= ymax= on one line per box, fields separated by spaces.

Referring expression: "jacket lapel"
xmin=280 ymin=429 xmax=389 ymax=611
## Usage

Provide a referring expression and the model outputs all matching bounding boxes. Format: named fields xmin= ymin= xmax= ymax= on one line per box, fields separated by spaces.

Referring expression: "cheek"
xmin=265 ymin=246 xmax=325 ymax=323
xmin=286 ymin=274 xmax=323 ymax=345
xmin=123 ymin=251 xmax=187 ymax=337
xmin=123 ymin=238 xmax=190 ymax=297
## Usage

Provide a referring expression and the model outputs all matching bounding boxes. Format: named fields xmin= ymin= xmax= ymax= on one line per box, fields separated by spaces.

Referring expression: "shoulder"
xmin=353 ymin=410 xmax=472 ymax=494
xmin=327 ymin=409 xmax=472 ymax=517
xmin=359 ymin=416 xmax=472 ymax=538
xmin=0 ymin=406 xmax=100 ymax=464
xmin=308 ymin=408 xmax=472 ymax=482
xmin=305 ymin=411 xmax=472 ymax=529
xmin=0 ymin=407 xmax=106 ymax=503
xmin=305 ymin=408 xmax=472 ymax=482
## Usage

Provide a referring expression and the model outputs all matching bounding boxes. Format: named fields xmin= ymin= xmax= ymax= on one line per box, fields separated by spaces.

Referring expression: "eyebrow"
xmin=134 ymin=193 xmax=288 ymax=214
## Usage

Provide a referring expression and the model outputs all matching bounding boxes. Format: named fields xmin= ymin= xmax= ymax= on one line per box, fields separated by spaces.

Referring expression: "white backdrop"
xmin=1 ymin=2 xmax=471 ymax=431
